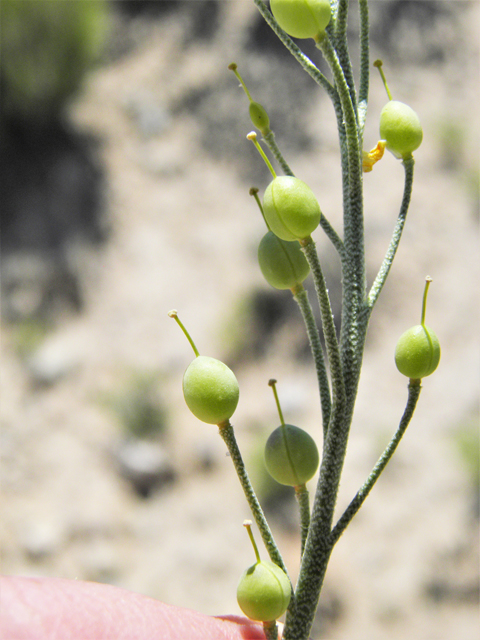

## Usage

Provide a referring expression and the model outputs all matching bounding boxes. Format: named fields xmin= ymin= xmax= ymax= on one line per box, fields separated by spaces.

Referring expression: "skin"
xmin=0 ymin=575 xmax=276 ymax=640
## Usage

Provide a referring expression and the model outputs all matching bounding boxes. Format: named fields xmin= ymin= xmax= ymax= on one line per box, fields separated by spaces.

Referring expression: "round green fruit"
xmin=270 ymin=0 xmax=332 ymax=40
xmin=237 ymin=559 xmax=291 ymax=622
xmin=394 ymin=324 xmax=441 ymax=379
xmin=258 ymin=231 xmax=310 ymax=290
xmin=263 ymin=176 xmax=321 ymax=242
xmin=183 ymin=355 xmax=239 ymax=424
xmin=264 ymin=424 xmax=319 ymax=486
xmin=379 ymin=100 xmax=423 ymax=159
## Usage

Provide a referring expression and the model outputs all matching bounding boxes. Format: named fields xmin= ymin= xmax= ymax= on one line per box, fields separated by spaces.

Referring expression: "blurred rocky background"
xmin=1 ymin=1 xmax=479 ymax=639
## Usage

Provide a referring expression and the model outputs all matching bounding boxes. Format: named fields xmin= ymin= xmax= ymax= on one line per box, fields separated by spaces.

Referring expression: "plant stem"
xmin=263 ymin=620 xmax=279 ymax=640
xmin=255 ymin=0 xmax=349 ymax=269
xmin=331 ymin=3 xmax=358 ymax=123
xmin=217 ymin=421 xmax=289 ymax=577
xmin=334 ymin=0 xmax=348 ymax=39
xmin=317 ymin=36 xmax=363 ymax=240
xmin=284 ymin=242 xmax=349 ymax=639
xmin=295 ymin=485 xmax=311 ymax=557
xmin=263 ymin=130 xmax=294 ymax=177
xmin=317 ymin=34 xmax=366 ymax=416
xmin=358 ymin=0 xmax=370 ymax=132
xmin=330 ymin=379 xmax=422 ymax=545
xmin=319 ymin=215 xmax=346 ymax=260
xmin=253 ymin=0 xmax=338 ymax=103
xmin=367 ymin=156 xmax=415 ymax=309
xmin=284 ymin=398 xmax=346 ymax=640
xmin=261 ymin=130 xmax=345 ymax=259
xmin=300 ymin=239 xmax=344 ymax=403
xmin=293 ymin=286 xmax=331 ymax=437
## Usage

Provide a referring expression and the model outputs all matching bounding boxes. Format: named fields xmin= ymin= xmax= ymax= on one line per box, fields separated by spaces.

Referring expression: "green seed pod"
xmin=395 ymin=325 xmax=441 ymax=379
xmin=249 ymin=101 xmax=270 ymax=135
xmin=258 ymin=231 xmax=310 ymax=290
xmin=379 ymin=100 xmax=423 ymax=159
xmin=237 ymin=559 xmax=291 ymax=622
xmin=263 ymin=176 xmax=321 ymax=242
xmin=270 ymin=0 xmax=332 ymax=41
xmin=394 ymin=277 xmax=440 ymax=380
xmin=265 ymin=424 xmax=319 ymax=486
xmin=183 ymin=355 xmax=239 ymax=424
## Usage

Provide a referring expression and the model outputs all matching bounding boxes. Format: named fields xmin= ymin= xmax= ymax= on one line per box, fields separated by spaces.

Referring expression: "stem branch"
xmin=218 ymin=421 xmax=289 ymax=577
xmin=295 ymin=485 xmax=311 ymax=558
xmin=330 ymin=379 xmax=422 ymax=545
xmin=253 ymin=0 xmax=338 ymax=103
xmin=301 ymin=239 xmax=344 ymax=403
xmin=263 ymin=130 xmax=294 ymax=177
xmin=367 ymin=157 xmax=415 ymax=309
xmin=293 ymin=287 xmax=331 ymax=437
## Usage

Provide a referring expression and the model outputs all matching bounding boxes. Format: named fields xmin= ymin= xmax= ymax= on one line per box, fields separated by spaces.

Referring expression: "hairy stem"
xmin=319 ymin=215 xmax=346 ymax=260
xmin=284 ymin=395 xmax=346 ymax=640
xmin=284 ymin=241 xmax=348 ymax=639
xmin=331 ymin=2 xmax=358 ymax=123
xmin=263 ymin=130 xmax=294 ymax=177
xmin=330 ymin=379 xmax=422 ymax=545
xmin=300 ymin=239 xmax=344 ymax=403
xmin=263 ymin=621 xmax=279 ymax=640
xmin=293 ymin=286 xmax=331 ymax=437
xmin=318 ymin=35 xmax=366 ymax=416
xmin=218 ymin=421 xmax=289 ymax=577
xmin=367 ymin=156 xmax=415 ymax=308
xmin=358 ymin=0 xmax=370 ymax=132
xmin=253 ymin=0 xmax=338 ymax=103
xmin=295 ymin=485 xmax=311 ymax=558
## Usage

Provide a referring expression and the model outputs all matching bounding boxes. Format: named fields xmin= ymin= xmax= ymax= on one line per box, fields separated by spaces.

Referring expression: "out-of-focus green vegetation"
xmin=1 ymin=0 xmax=109 ymax=123
xmin=99 ymin=370 xmax=169 ymax=441
xmin=10 ymin=317 xmax=51 ymax=358
xmin=453 ymin=411 xmax=480 ymax=489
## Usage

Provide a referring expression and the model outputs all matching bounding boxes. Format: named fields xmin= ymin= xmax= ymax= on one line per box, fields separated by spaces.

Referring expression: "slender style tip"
xmin=168 ymin=309 xmax=178 ymax=318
